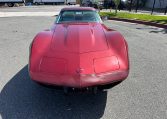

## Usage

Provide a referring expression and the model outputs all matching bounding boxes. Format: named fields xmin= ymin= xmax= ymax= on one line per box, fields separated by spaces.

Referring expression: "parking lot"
xmin=0 ymin=6 xmax=167 ymax=119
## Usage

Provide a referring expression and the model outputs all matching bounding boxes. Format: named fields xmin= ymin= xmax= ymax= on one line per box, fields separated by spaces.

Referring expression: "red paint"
xmin=29 ymin=8 xmax=129 ymax=88
xmin=51 ymin=23 xmax=108 ymax=53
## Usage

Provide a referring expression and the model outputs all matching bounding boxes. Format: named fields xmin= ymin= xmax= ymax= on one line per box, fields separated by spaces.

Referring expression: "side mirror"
xmin=101 ymin=16 xmax=108 ymax=21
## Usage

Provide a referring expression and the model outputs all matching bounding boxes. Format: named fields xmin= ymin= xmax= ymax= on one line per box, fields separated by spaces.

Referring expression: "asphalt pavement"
xmin=0 ymin=6 xmax=167 ymax=119
xmin=0 ymin=5 xmax=70 ymax=17
xmin=0 ymin=5 xmax=70 ymax=12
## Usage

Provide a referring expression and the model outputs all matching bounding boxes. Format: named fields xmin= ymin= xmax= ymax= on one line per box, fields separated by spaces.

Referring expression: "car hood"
xmin=51 ymin=23 xmax=109 ymax=53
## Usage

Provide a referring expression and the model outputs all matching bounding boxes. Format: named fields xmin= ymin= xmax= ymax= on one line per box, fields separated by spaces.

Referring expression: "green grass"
xmin=99 ymin=12 xmax=167 ymax=24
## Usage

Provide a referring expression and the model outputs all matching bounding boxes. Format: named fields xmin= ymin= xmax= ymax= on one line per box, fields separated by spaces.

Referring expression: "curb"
xmin=109 ymin=17 xmax=167 ymax=29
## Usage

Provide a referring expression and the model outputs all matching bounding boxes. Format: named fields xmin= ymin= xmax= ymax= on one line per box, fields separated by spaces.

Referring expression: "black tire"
xmin=36 ymin=82 xmax=52 ymax=88
xmin=63 ymin=87 xmax=69 ymax=95
xmin=35 ymin=2 xmax=38 ymax=5
xmin=7 ymin=3 xmax=14 ymax=7
xmin=93 ymin=87 xmax=98 ymax=95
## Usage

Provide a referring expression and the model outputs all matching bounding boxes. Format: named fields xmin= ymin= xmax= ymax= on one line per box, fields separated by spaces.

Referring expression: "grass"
xmin=99 ymin=12 xmax=167 ymax=24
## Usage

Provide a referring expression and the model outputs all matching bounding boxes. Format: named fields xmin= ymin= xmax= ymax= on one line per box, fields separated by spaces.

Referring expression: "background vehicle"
xmin=103 ymin=0 xmax=126 ymax=10
xmin=66 ymin=0 xmax=76 ymax=5
xmin=33 ymin=0 xmax=65 ymax=5
xmin=0 ymin=0 xmax=24 ymax=7
xmin=98 ymin=1 xmax=104 ymax=9
xmin=81 ymin=0 xmax=90 ymax=7
xmin=81 ymin=0 xmax=103 ymax=9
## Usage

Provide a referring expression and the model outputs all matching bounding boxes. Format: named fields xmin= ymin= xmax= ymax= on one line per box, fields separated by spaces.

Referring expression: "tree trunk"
xmin=129 ymin=0 xmax=133 ymax=12
xmin=115 ymin=7 xmax=118 ymax=14
xmin=151 ymin=0 xmax=156 ymax=15
xmin=165 ymin=6 xmax=167 ymax=15
xmin=135 ymin=0 xmax=139 ymax=13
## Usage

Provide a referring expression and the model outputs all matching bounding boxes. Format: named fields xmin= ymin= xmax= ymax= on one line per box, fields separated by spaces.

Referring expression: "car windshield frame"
xmin=55 ymin=10 xmax=102 ymax=23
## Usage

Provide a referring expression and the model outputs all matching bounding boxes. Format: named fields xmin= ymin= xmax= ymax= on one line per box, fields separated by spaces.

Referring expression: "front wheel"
xmin=92 ymin=87 xmax=98 ymax=94
xmin=7 ymin=3 xmax=14 ymax=7
xmin=63 ymin=87 xmax=69 ymax=95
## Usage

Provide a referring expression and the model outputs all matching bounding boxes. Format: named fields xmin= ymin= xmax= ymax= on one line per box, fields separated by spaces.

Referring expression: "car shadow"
xmin=149 ymin=29 xmax=167 ymax=34
xmin=0 ymin=65 xmax=107 ymax=119
xmin=136 ymin=27 xmax=167 ymax=34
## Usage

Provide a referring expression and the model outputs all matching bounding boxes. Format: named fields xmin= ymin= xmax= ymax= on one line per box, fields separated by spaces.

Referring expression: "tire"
xmin=63 ymin=87 xmax=69 ymax=95
xmin=7 ymin=3 xmax=14 ymax=7
xmin=35 ymin=2 xmax=38 ymax=5
xmin=92 ymin=87 xmax=98 ymax=95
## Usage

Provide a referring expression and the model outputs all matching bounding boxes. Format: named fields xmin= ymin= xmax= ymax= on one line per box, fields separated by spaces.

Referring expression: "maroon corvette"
xmin=29 ymin=7 xmax=129 ymax=90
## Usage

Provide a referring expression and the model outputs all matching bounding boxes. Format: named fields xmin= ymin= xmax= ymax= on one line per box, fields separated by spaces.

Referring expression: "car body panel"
xmin=29 ymin=7 xmax=129 ymax=88
xmin=51 ymin=23 xmax=109 ymax=53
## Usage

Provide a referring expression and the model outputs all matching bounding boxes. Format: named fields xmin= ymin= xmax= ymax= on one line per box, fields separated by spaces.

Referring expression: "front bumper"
xmin=29 ymin=70 xmax=129 ymax=88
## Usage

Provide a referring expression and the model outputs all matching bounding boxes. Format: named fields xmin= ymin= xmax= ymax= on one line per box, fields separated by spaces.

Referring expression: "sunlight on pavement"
xmin=0 ymin=12 xmax=59 ymax=17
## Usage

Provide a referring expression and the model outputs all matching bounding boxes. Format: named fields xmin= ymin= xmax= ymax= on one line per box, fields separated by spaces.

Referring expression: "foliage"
xmin=140 ymin=0 xmax=148 ymax=7
xmin=113 ymin=0 xmax=121 ymax=14
xmin=124 ymin=0 xmax=148 ymax=9
xmin=99 ymin=12 xmax=167 ymax=24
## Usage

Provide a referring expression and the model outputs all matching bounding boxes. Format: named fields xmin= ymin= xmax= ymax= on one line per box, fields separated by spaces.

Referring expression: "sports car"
xmin=29 ymin=7 xmax=129 ymax=90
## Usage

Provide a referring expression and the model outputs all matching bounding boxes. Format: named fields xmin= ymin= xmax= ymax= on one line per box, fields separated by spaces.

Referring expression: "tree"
xmin=151 ymin=0 xmax=156 ymax=15
xmin=135 ymin=0 xmax=139 ymax=13
xmin=79 ymin=0 xmax=83 ymax=6
xmin=141 ymin=0 xmax=147 ymax=7
xmin=129 ymin=0 xmax=133 ymax=12
xmin=113 ymin=0 xmax=121 ymax=14
xmin=165 ymin=6 xmax=167 ymax=15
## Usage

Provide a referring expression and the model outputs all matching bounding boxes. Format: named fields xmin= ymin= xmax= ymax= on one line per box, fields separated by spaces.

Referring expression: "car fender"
xmin=104 ymin=29 xmax=129 ymax=71
xmin=29 ymin=30 xmax=53 ymax=72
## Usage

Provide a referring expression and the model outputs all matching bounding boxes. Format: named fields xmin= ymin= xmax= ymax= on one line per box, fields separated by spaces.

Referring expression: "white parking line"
xmin=0 ymin=12 xmax=59 ymax=17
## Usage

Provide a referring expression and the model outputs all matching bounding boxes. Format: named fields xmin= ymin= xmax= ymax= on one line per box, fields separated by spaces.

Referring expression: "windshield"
xmin=56 ymin=10 xmax=102 ymax=23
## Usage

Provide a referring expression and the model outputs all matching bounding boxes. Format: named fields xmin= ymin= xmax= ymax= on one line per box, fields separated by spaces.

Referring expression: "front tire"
xmin=7 ymin=3 xmax=14 ymax=7
xmin=63 ymin=87 xmax=69 ymax=95
xmin=93 ymin=87 xmax=98 ymax=94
